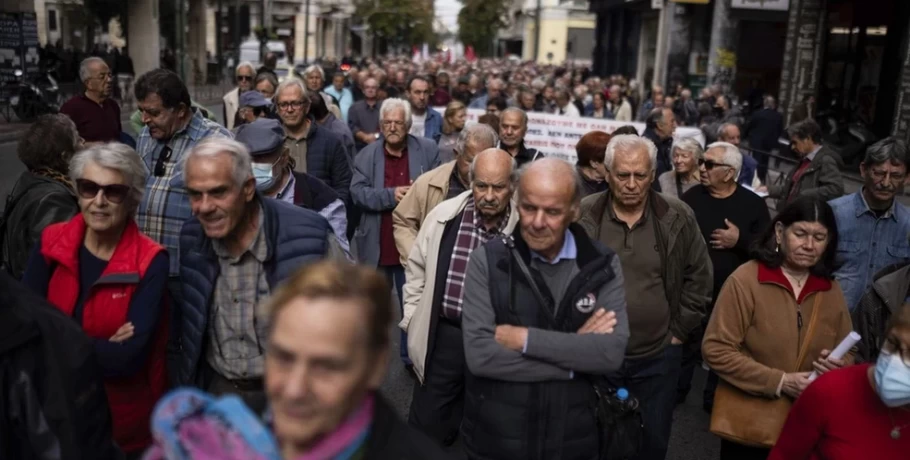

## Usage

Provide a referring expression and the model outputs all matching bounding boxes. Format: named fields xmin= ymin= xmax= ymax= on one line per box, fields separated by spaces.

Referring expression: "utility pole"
xmin=304 ymin=0 xmax=311 ymax=63
xmin=176 ymin=0 xmax=186 ymax=81
xmin=216 ymin=0 xmax=223 ymax=82
xmin=533 ymin=0 xmax=541 ymax=62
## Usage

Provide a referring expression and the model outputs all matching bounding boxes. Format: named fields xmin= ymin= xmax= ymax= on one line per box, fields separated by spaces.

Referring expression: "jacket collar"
xmin=42 ymin=214 xmax=144 ymax=283
xmin=599 ymin=189 xmax=672 ymax=223
xmin=872 ymin=263 xmax=910 ymax=314
xmin=513 ymin=222 xmax=604 ymax=269
xmin=756 ymin=262 xmax=832 ymax=303
xmin=434 ymin=190 xmax=520 ymax=233
xmin=428 ymin=161 xmax=457 ymax=190
xmin=853 ymin=188 xmax=900 ymax=221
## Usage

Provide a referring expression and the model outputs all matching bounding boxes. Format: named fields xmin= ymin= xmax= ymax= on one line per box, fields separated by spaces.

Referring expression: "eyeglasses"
xmin=154 ymin=146 xmax=173 ymax=177
xmin=698 ymin=158 xmax=732 ymax=171
xmin=870 ymin=169 xmax=907 ymax=185
xmin=237 ymin=75 xmax=253 ymax=82
xmin=277 ymin=100 xmax=308 ymax=111
xmin=76 ymin=179 xmax=130 ymax=204
xmin=381 ymin=120 xmax=406 ymax=128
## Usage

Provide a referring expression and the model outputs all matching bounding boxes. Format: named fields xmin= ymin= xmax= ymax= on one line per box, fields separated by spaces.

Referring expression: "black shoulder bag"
xmin=505 ymin=239 xmax=643 ymax=460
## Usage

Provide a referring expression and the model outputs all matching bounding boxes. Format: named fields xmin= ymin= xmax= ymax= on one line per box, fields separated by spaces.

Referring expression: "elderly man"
xmin=556 ymin=89 xmax=581 ymax=117
xmin=469 ymin=77 xmax=505 ymax=110
xmin=174 ymin=137 xmax=344 ymax=409
xmin=643 ymin=107 xmax=677 ymax=190
xmin=234 ymin=118 xmax=350 ymax=255
xmin=349 ymin=77 xmax=382 ymax=152
xmin=235 ymin=90 xmax=272 ymax=127
xmin=763 ymin=118 xmax=844 ymax=204
xmin=274 ymin=78 xmax=352 ymax=203
xmin=717 ymin=122 xmax=761 ymax=188
xmin=60 ymin=57 xmax=121 ymax=142
xmin=637 ymin=85 xmax=665 ymax=122
xmin=133 ymin=69 xmax=231 ymax=311
xmin=499 ymin=107 xmax=542 ymax=167
xmin=351 ymin=98 xmax=441 ymax=367
xmin=579 ymin=135 xmax=712 ymax=460
xmin=254 ymin=72 xmax=278 ymax=99
xmin=402 ymin=148 xmax=520 ymax=446
xmin=406 ymin=76 xmax=443 ymax=141
xmin=679 ymin=142 xmax=770 ymax=412
xmin=323 ymin=71 xmax=353 ymax=121
xmin=222 ymin=61 xmax=255 ymax=130
xmin=831 ymin=138 xmax=910 ymax=312
xmin=461 ymin=158 xmax=630 ymax=460
xmin=609 ymin=84 xmax=633 ymax=121
xmin=393 ymin=123 xmax=498 ymax=265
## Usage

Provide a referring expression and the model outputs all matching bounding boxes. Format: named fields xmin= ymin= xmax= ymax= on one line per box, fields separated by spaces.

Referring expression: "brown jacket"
xmin=703 ymin=260 xmax=854 ymax=399
xmin=392 ymin=161 xmax=458 ymax=266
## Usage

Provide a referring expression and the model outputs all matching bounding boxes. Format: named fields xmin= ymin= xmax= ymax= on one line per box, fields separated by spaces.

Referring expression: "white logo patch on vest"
xmin=575 ymin=293 xmax=597 ymax=314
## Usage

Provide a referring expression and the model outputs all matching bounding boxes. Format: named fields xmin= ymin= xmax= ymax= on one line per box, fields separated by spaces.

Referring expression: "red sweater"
xmin=769 ymin=364 xmax=910 ymax=460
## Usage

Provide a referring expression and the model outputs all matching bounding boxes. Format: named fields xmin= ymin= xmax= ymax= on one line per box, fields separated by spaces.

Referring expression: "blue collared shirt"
xmin=830 ymin=190 xmax=910 ymax=311
xmin=530 ymin=229 xmax=578 ymax=265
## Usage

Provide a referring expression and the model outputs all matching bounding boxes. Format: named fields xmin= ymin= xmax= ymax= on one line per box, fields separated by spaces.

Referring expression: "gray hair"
xmin=456 ymin=123 xmax=498 ymax=156
xmin=672 ymin=137 xmax=705 ymax=161
xmin=302 ymin=64 xmax=325 ymax=81
xmin=79 ymin=57 xmax=107 ymax=82
xmin=69 ymin=143 xmax=148 ymax=211
xmin=235 ymin=61 xmax=255 ymax=74
xmin=864 ymin=137 xmax=910 ymax=168
xmin=275 ymin=77 xmax=309 ymax=101
xmin=182 ymin=137 xmax=253 ymax=187
xmin=469 ymin=150 xmax=519 ymax=189
xmin=763 ymin=95 xmax=776 ymax=109
xmin=706 ymin=141 xmax=743 ymax=177
xmin=379 ymin=98 xmax=412 ymax=127
xmin=255 ymin=71 xmax=278 ymax=89
xmin=716 ymin=122 xmax=740 ymax=140
xmin=500 ymin=107 xmax=528 ymax=128
xmin=605 ymin=134 xmax=659 ymax=172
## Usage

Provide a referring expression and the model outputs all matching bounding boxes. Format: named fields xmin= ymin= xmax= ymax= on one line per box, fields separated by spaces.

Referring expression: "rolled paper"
xmin=808 ymin=331 xmax=861 ymax=382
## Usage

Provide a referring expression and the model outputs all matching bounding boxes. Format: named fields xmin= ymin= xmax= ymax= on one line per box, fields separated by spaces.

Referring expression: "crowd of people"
xmin=0 ymin=53 xmax=909 ymax=460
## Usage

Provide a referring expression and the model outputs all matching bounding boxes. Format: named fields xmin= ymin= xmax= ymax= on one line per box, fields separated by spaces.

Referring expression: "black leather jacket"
xmin=1 ymin=172 xmax=78 ymax=279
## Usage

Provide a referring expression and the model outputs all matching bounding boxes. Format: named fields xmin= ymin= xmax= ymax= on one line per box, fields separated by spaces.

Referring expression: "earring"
xmin=775 ymin=242 xmax=780 ymax=253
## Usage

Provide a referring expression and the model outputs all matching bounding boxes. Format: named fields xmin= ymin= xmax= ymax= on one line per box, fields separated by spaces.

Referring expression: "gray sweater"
xmin=461 ymin=247 xmax=630 ymax=381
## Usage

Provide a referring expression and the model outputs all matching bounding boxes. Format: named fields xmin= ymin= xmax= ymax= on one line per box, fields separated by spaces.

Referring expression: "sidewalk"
xmin=0 ymin=83 xmax=231 ymax=144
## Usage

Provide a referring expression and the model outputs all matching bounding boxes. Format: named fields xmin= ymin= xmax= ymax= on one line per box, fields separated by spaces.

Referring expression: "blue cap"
xmin=234 ymin=118 xmax=285 ymax=156
xmin=616 ymin=388 xmax=629 ymax=401
xmin=239 ymin=90 xmax=271 ymax=108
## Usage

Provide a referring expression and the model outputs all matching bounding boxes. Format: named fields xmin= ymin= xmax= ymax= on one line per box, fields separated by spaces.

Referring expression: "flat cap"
xmin=234 ymin=118 xmax=285 ymax=156
xmin=239 ymin=90 xmax=271 ymax=108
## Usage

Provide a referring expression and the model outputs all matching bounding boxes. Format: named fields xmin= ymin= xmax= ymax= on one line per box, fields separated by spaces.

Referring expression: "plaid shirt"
xmin=206 ymin=205 xmax=270 ymax=380
xmin=136 ymin=110 xmax=232 ymax=275
xmin=441 ymin=198 xmax=508 ymax=319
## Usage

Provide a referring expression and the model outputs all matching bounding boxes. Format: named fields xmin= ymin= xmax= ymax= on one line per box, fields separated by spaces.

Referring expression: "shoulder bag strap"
xmin=795 ymin=293 xmax=824 ymax=370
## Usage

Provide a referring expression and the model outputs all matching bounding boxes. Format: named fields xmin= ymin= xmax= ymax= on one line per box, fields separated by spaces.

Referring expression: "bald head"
xmin=519 ymin=158 xmax=583 ymax=207
xmin=472 ymin=148 xmax=515 ymax=223
xmin=517 ymin=158 xmax=582 ymax=261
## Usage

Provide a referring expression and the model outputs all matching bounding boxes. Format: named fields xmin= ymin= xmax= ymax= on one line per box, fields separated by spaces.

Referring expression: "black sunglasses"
xmin=76 ymin=179 xmax=130 ymax=204
xmin=698 ymin=158 xmax=731 ymax=171
xmin=154 ymin=146 xmax=173 ymax=177
xmin=237 ymin=75 xmax=253 ymax=82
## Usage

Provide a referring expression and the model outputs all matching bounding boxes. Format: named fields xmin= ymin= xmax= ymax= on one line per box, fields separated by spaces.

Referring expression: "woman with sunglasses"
xmin=21 ymin=143 xmax=169 ymax=459
xmin=702 ymin=196 xmax=854 ymax=460
xmin=769 ymin=303 xmax=910 ymax=459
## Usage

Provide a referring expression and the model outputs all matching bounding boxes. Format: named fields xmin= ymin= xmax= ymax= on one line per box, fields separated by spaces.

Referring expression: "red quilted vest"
xmin=40 ymin=214 xmax=168 ymax=453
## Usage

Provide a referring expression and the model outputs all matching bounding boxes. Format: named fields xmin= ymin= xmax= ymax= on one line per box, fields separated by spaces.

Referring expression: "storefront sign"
xmin=436 ymin=108 xmax=705 ymax=163
xmin=731 ymin=0 xmax=789 ymax=10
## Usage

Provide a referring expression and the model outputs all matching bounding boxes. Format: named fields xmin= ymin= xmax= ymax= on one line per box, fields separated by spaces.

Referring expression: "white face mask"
xmin=251 ymin=160 xmax=279 ymax=191
xmin=874 ymin=349 xmax=910 ymax=408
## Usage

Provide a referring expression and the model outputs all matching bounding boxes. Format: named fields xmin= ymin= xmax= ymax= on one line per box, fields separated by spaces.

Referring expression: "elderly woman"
xmin=2 ymin=114 xmax=82 ymax=279
xmin=703 ymin=196 xmax=854 ymax=460
xmin=255 ymin=71 xmax=279 ymax=99
xmin=658 ymin=137 xmax=703 ymax=198
xmin=436 ymin=100 xmax=467 ymax=163
xmin=575 ymin=130 xmax=611 ymax=197
xmin=770 ymin=303 xmax=910 ymax=459
xmin=585 ymin=92 xmax=613 ymax=119
xmin=21 ymin=143 xmax=169 ymax=456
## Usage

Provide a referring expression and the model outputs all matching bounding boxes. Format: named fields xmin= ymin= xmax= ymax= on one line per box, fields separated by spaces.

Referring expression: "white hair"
xmin=605 ymin=135 xmax=659 ymax=172
xmin=235 ymin=61 xmax=255 ymax=74
xmin=380 ymin=98 xmax=412 ymax=128
xmin=706 ymin=141 xmax=743 ymax=177
xmin=69 ymin=142 xmax=148 ymax=211
xmin=182 ymin=137 xmax=253 ymax=187
xmin=303 ymin=64 xmax=325 ymax=81
xmin=79 ymin=57 xmax=106 ymax=82
xmin=275 ymin=77 xmax=309 ymax=101
xmin=672 ymin=137 xmax=705 ymax=161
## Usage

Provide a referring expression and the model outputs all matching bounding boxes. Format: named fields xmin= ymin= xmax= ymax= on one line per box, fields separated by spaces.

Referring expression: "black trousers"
xmin=408 ymin=320 xmax=465 ymax=446
xmin=204 ymin=363 xmax=267 ymax=415
xmin=720 ymin=440 xmax=770 ymax=460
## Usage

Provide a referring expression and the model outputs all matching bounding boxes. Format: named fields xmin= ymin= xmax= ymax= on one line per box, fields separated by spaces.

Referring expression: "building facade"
xmin=500 ymin=0 xmax=596 ymax=64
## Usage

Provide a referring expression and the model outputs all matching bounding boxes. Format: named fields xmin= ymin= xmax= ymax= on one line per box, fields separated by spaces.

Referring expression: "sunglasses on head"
xmin=697 ymin=158 xmax=731 ymax=171
xmin=76 ymin=179 xmax=130 ymax=204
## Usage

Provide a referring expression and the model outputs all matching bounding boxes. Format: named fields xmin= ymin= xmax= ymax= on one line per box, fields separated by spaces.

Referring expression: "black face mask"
xmin=713 ymin=106 xmax=725 ymax=116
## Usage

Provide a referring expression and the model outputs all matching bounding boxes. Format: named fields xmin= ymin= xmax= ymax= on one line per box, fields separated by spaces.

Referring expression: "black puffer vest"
xmin=461 ymin=224 xmax=617 ymax=460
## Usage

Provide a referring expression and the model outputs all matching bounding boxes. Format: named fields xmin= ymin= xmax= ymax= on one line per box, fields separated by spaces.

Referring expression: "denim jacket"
xmin=830 ymin=190 xmax=910 ymax=311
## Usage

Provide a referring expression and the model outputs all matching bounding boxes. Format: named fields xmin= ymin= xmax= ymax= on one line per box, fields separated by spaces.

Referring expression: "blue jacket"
xmin=323 ymin=85 xmax=354 ymax=122
xmin=172 ymin=197 xmax=333 ymax=386
xmin=304 ymin=120 xmax=353 ymax=204
xmin=421 ymin=109 xmax=443 ymax=141
xmin=738 ymin=153 xmax=758 ymax=186
xmin=350 ymin=135 xmax=440 ymax=266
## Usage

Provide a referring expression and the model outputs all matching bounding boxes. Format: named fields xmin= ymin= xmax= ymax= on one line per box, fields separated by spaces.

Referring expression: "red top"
xmin=787 ymin=158 xmax=812 ymax=202
xmin=41 ymin=215 xmax=168 ymax=452
xmin=379 ymin=146 xmax=410 ymax=266
xmin=59 ymin=94 xmax=122 ymax=142
xmin=769 ymin=364 xmax=910 ymax=460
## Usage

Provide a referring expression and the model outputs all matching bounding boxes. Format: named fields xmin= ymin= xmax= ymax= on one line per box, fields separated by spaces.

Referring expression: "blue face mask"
xmin=874 ymin=350 xmax=910 ymax=407
xmin=251 ymin=160 xmax=278 ymax=191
